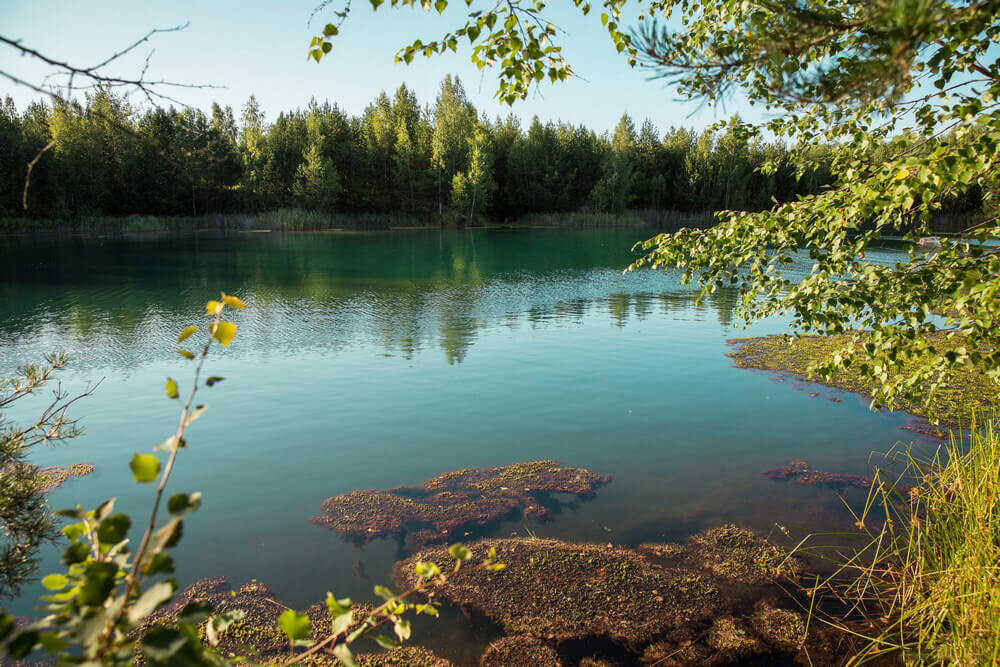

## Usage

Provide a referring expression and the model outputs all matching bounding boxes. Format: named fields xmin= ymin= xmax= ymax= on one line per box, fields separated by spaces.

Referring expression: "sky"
xmin=0 ymin=0 xmax=763 ymax=134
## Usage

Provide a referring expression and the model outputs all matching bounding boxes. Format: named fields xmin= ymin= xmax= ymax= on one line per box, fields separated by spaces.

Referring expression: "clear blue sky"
xmin=0 ymin=0 xmax=761 ymax=134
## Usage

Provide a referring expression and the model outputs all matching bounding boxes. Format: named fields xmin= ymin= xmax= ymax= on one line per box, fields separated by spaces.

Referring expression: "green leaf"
xmin=62 ymin=542 xmax=89 ymax=565
xmin=323 ymin=23 xmax=339 ymax=37
xmin=78 ymin=561 xmax=118 ymax=605
xmin=373 ymin=584 xmax=395 ymax=601
xmin=205 ymin=376 xmax=225 ymax=387
xmin=41 ymin=574 xmax=68 ymax=590
xmin=0 ymin=614 xmax=14 ymax=641
xmin=96 ymin=513 xmax=131 ymax=544
xmin=448 ymin=544 xmax=472 ymax=561
xmin=6 ymin=630 xmax=39 ymax=660
xmin=333 ymin=643 xmax=358 ymax=667
xmin=373 ymin=634 xmax=397 ymax=649
xmin=210 ymin=321 xmax=237 ymax=347
xmin=326 ymin=593 xmax=352 ymax=617
xmin=414 ymin=561 xmax=441 ymax=579
xmin=167 ymin=492 xmax=202 ymax=517
xmin=37 ymin=631 xmax=68 ymax=652
xmin=165 ymin=378 xmax=179 ymax=399
xmin=393 ymin=619 xmax=411 ymax=641
xmin=128 ymin=581 xmax=177 ymax=624
xmin=142 ymin=626 xmax=188 ymax=662
xmin=177 ymin=600 xmax=214 ymax=625
xmin=277 ymin=610 xmax=312 ymax=641
xmin=130 ymin=454 xmax=161 ymax=483
xmin=144 ymin=552 xmax=176 ymax=576
xmin=330 ymin=610 xmax=353 ymax=637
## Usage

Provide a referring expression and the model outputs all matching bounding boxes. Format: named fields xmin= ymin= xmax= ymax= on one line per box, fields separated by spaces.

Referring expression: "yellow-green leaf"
xmin=176 ymin=349 xmax=195 ymax=360
xmin=165 ymin=378 xmax=179 ymax=399
xmin=177 ymin=325 xmax=198 ymax=342
xmin=210 ymin=321 xmax=237 ymax=347
xmin=221 ymin=293 xmax=246 ymax=309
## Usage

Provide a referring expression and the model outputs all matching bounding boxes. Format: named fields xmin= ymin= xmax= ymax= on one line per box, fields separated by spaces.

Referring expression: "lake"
xmin=0 ymin=229 xmax=934 ymax=660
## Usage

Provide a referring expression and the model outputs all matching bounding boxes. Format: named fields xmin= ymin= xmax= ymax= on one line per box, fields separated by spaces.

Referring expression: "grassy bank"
xmin=0 ymin=208 xmax=716 ymax=234
xmin=729 ymin=332 xmax=998 ymax=430
xmin=808 ymin=419 xmax=1000 ymax=665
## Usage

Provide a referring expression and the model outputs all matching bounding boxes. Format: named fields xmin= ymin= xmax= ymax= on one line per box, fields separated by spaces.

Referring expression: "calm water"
xmin=0 ymin=230 xmax=933 ymax=659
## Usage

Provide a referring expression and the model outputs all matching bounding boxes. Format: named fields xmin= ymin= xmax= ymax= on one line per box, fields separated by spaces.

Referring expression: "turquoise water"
xmin=0 ymin=230 xmax=932 ymax=658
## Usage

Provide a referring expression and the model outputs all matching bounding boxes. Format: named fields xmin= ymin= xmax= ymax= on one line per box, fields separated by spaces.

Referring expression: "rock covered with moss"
xmin=479 ymin=635 xmax=561 ymax=667
xmin=395 ymin=538 xmax=723 ymax=648
xmin=394 ymin=526 xmax=823 ymax=664
xmin=312 ymin=460 xmax=610 ymax=546
xmin=727 ymin=332 xmax=997 ymax=430
xmin=763 ymin=460 xmax=873 ymax=490
xmin=136 ymin=577 xmax=451 ymax=666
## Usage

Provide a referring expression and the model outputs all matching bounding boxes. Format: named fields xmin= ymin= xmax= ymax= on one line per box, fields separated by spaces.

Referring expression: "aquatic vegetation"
xmin=748 ymin=602 xmax=806 ymax=652
xmin=479 ymin=635 xmax=562 ymax=667
xmin=312 ymin=460 xmax=610 ymax=546
xmin=705 ymin=616 xmax=763 ymax=656
xmin=392 ymin=527 xmax=833 ymax=663
xmin=684 ymin=525 xmax=794 ymax=585
xmin=728 ymin=332 xmax=998 ymax=429
xmin=137 ymin=577 xmax=453 ymax=666
xmin=395 ymin=538 xmax=722 ymax=647
xmin=34 ymin=463 xmax=95 ymax=492
xmin=763 ymin=460 xmax=873 ymax=490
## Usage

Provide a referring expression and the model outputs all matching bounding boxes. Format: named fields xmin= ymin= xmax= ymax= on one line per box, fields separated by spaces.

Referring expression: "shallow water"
xmin=0 ymin=229 xmax=935 ymax=659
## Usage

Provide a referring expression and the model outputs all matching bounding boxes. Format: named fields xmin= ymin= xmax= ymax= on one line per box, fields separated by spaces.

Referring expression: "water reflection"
xmin=0 ymin=230 xmax=746 ymax=370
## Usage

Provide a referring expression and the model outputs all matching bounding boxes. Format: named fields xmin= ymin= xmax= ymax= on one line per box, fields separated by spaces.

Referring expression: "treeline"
xmin=1 ymin=76 xmax=840 ymax=220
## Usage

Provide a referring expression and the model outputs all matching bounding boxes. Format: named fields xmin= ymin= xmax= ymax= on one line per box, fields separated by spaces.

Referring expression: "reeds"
xmin=797 ymin=417 xmax=1000 ymax=665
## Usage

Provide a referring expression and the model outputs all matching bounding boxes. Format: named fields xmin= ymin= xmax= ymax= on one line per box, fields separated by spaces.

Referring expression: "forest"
xmin=0 ymin=75 xmax=847 ymax=222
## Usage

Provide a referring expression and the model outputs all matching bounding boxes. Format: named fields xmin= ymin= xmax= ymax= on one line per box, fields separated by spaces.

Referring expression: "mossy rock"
xmin=136 ymin=578 xmax=448 ymax=666
xmin=728 ymin=332 xmax=999 ymax=430
xmin=706 ymin=616 xmax=763 ymax=656
xmin=683 ymin=524 xmax=794 ymax=585
xmin=479 ymin=635 xmax=561 ymax=667
xmin=639 ymin=639 xmax=712 ymax=666
xmin=396 ymin=538 xmax=721 ymax=647
xmin=313 ymin=460 xmax=609 ymax=547
xmin=749 ymin=601 xmax=806 ymax=652
xmin=357 ymin=646 xmax=454 ymax=666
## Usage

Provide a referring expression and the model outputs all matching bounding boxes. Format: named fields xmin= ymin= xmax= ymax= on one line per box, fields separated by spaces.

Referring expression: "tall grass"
xmin=802 ymin=417 xmax=1000 ymax=665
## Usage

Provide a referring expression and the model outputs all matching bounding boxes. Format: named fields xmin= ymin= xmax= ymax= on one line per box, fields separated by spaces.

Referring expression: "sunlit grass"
xmin=800 ymin=417 xmax=1000 ymax=665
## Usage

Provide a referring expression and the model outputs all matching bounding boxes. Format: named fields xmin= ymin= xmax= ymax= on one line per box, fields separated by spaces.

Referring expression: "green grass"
xmin=800 ymin=418 xmax=1000 ymax=665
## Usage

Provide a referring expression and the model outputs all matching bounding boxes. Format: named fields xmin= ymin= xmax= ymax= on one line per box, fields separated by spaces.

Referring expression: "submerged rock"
xmin=395 ymin=526 xmax=824 ymax=664
xmin=136 ymin=577 xmax=451 ymax=666
xmin=763 ymin=460 xmax=873 ymax=490
xmin=395 ymin=538 xmax=723 ymax=647
xmin=479 ymin=635 xmax=561 ymax=667
xmin=312 ymin=460 xmax=610 ymax=546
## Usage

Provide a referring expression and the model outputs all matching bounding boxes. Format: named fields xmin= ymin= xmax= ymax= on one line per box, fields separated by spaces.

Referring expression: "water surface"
xmin=0 ymin=230 xmax=933 ymax=659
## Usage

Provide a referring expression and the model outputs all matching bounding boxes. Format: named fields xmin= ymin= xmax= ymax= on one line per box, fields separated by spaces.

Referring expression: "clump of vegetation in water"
xmin=395 ymin=538 xmax=722 ymax=647
xmin=479 ymin=635 xmax=561 ymax=667
xmin=728 ymin=333 xmax=997 ymax=429
xmin=311 ymin=460 xmax=610 ymax=546
xmin=392 ymin=527 xmax=847 ymax=663
xmin=33 ymin=463 xmax=96 ymax=492
xmin=135 ymin=577 xmax=452 ymax=666
xmin=763 ymin=460 xmax=873 ymax=490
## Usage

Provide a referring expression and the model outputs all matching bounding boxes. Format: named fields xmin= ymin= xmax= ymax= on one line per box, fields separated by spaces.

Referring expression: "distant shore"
xmin=0 ymin=209 xmax=715 ymax=236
